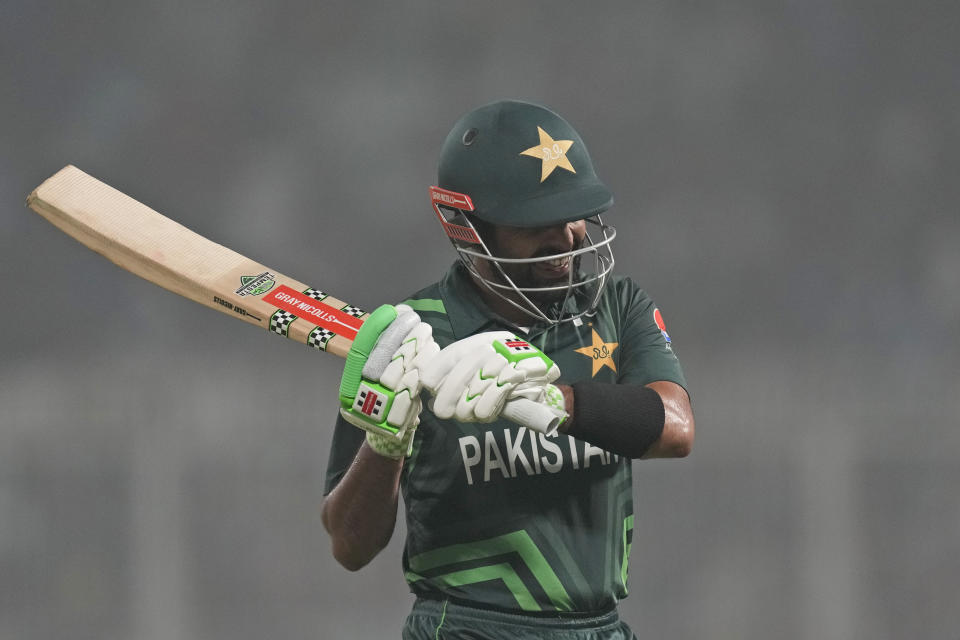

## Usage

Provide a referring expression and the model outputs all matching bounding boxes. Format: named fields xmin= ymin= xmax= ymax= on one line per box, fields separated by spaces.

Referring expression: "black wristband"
xmin=567 ymin=382 xmax=665 ymax=459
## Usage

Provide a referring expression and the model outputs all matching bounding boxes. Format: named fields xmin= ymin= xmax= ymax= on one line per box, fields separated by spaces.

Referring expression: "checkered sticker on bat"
xmin=308 ymin=326 xmax=336 ymax=351
xmin=270 ymin=309 xmax=297 ymax=336
xmin=303 ymin=288 xmax=328 ymax=301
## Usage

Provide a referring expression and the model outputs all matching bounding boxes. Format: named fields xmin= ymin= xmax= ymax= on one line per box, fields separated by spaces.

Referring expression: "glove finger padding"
xmin=438 ymin=348 xmax=509 ymax=421
xmin=424 ymin=334 xmax=504 ymax=419
xmin=470 ymin=374 xmax=512 ymax=421
xmin=380 ymin=324 xmax=437 ymax=392
xmin=419 ymin=331 xmax=513 ymax=388
xmin=422 ymin=331 xmax=563 ymax=426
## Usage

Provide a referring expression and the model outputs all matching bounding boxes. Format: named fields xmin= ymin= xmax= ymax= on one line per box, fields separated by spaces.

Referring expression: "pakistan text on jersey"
xmin=458 ymin=428 xmax=620 ymax=485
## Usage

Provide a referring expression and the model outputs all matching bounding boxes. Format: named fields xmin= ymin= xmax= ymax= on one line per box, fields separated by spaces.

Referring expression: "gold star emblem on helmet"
xmin=520 ymin=126 xmax=576 ymax=182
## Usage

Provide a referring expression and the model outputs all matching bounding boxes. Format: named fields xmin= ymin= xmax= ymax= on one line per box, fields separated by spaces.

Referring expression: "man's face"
xmin=482 ymin=220 xmax=587 ymax=304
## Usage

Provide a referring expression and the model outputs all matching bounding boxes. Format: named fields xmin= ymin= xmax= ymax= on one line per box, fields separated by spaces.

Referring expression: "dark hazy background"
xmin=2 ymin=2 xmax=957 ymax=638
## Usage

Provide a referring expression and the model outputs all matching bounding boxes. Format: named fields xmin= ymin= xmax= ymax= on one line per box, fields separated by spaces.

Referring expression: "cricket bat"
xmin=26 ymin=165 xmax=560 ymax=433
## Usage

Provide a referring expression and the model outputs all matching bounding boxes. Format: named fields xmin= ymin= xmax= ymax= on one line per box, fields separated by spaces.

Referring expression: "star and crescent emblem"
xmin=520 ymin=126 xmax=577 ymax=182
xmin=574 ymin=328 xmax=619 ymax=377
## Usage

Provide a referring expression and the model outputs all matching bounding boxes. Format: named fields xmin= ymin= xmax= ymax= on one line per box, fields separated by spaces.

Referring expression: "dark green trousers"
xmin=402 ymin=598 xmax=637 ymax=640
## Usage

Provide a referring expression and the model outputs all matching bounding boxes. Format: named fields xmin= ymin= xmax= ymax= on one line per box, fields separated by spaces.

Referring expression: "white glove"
xmin=339 ymin=304 xmax=439 ymax=458
xmin=420 ymin=331 xmax=563 ymax=426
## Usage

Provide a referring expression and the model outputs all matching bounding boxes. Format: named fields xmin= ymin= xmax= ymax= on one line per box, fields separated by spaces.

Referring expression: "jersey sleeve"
xmin=322 ymin=412 xmax=365 ymax=496
xmin=614 ymin=279 xmax=688 ymax=390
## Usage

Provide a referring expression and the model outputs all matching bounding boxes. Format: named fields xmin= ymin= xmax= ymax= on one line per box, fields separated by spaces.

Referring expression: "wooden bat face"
xmin=27 ymin=166 xmax=367 ymax=358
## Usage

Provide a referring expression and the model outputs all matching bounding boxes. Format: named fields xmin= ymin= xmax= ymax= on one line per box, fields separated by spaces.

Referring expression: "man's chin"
xmin=527 ymin=287 xmax=570 ymax=306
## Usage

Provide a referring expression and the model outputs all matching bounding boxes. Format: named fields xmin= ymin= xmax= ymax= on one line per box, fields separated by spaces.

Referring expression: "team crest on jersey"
xmin=573 ymin=328 xmax=618 ymax=377
xmin=519 ymin=126 xmax=576 ymax=182
xmin=654 ymin=308 xmax=672 ymax=347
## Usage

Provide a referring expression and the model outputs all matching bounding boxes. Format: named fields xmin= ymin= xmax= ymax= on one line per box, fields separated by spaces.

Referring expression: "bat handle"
xmin=502 ymin=398 xmax=563 ymax=435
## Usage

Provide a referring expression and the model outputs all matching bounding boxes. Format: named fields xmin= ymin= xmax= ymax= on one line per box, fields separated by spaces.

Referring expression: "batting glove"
xmin=339 ymin=304 xmax=439 ymax=459
xmin=420 ymin=331 xmax=567 ymax=429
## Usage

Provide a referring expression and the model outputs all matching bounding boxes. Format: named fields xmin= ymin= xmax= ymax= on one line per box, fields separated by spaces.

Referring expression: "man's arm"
xmin=321 ymin=443 xmax=403 ymax=571
xmin=639 ymin=381 xmax=694 ymax=458
xmin=322 ymin=304 xmax=438 ymax=571
xmin=556 ymin=380 xmax=694 ymax=459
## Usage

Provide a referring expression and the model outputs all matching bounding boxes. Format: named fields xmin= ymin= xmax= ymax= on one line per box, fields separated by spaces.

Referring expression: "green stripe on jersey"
xmin=407 ymin=530 xmax=573 ymax=612
xmin=401 ymin=298 xmax=446 ymax=314
xmin=528 ymin=521 xmax=592 ymax=598
xmin=621 ymin=515 xmax=634 ymax=592
xmin=435 ymin=563 xmax=539 ymax=611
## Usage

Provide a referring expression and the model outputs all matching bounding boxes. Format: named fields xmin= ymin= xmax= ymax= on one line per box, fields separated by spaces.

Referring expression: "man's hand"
xmin=420 ymin=331 xmax=566 ymax=430
xmin=339 ymin=304 xmax=439 ymax=459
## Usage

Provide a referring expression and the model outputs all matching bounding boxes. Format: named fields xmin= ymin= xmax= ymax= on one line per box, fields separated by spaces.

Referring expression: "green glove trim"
xmin=342 ymin=380 xmax=400 ymax=436
xmin=366 ymin=424 xmax=416 ymax=459
xmin=492 ymin=337 xmax=555 ymax=370
xmin=339 ymin=304 xmax=398 ymax=408
xmin=543 ymin=384 xmax=569 ymax=430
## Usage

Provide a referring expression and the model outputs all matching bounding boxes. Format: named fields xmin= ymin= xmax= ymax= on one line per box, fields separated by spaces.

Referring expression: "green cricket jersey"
xmin=324 ymin=262 xmax=686 ymax=614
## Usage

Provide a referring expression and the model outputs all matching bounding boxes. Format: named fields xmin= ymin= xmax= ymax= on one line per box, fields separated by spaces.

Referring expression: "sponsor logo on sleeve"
xmin=654 ymin=308 xmax=672 ymax=346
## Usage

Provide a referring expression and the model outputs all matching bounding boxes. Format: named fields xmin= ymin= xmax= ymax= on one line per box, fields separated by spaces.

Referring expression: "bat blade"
xmin=26 ymin=165 xmax=362 ymax=358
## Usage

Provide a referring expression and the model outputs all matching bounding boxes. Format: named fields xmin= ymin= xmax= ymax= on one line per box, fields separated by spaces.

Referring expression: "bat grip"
xmin=502 ymin=398 xmax=563 ymax=435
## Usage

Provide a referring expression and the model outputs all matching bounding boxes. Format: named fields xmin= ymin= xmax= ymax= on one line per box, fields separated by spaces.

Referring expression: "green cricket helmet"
xmin=429 ymin=99 xmax=617 ymax=326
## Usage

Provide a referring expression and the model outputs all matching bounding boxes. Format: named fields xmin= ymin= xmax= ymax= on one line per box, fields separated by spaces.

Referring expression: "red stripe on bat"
xmin=262 ymin=285 xmax=363 ymax=340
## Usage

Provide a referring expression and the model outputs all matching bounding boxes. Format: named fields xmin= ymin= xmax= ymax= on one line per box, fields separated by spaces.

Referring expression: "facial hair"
xmin=489 ymin=239 xmax=585 ymax=305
